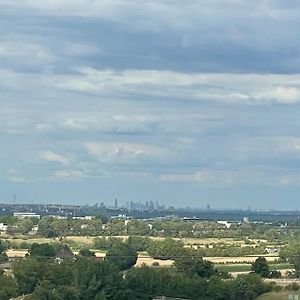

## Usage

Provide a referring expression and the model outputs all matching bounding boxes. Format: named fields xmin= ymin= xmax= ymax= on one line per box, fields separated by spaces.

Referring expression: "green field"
xmin=216 ymin=263 xmax=293 ymax=273
xmin=256 ymin=292 xmax=300 ymax=300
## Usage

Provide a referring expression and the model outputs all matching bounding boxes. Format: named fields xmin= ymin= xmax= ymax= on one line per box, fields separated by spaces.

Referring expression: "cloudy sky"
xmin=1 ymin=1 xmax=300 ymax=209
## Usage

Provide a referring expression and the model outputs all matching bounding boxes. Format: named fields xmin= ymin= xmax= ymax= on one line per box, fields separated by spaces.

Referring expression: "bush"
xmin=106 ymin=243 xmax=138 ymax=271
xmin=147 ymin=238 xmax=184 ymax=260
xmin=30 ymin=243 xmax=56 ymax=258
xmin=251 ymin=257 xmax=270 ymax=278
xmin=269 ymin=270 xmax=281 ymax=278
xmin=127 ymin=236 xmax=150 ymax=251
xmin=78 ymin=248 xmax=96 ymax=257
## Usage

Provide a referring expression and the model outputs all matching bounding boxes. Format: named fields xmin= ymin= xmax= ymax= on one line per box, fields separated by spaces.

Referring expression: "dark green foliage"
xmin=127 ymin=236 xmax=150 ymax=251
xmin=0 ymin=252 xmax=8 ymax=263
xmin=0 ymin=240 xmax=8 ymax=253
xmin=30 ymin=280 xmax=63 ymax=300
xmin=54 ymin=243 xmax=74 ymax=258
xmin=30 ymin=243 xmax=56 ymax=258
xmin=269 ymin=270 xmax=281 ymax=278
xmin=174 ymin=252 xmax=218 ymax=277
xmin=192 ymin=258 xmax=217 ymax=277
xmin=95 ymin=214 xmax=109 ymax=224
xmin=0 ymin=270 xmax=18 ymax=300
xmin=0 ymin=216 xmax=17 ymax=226
xmin=72 ymin=258 xmax=125 ymax=299
xmin=125 ymin=265 xmax=173 ymax=299
xmin=13 ymin=258 xmax=49 ymax=294
xmin=146 ymin=238 xmax=185 ymax=259
xmin=93 ymin=237 xmax=121 ymax=250
xmin=44 ymin=261 xmax=74 ymax=286
xmin=106 ymin=242 xmax=138 ymax=270
xmin=126 ymin=220 xmax=151 ymax=236
xmin=196 ymin=243 xmax=266 ymax=257
xmin=56 ymin=286 xmax=80 ymax=300
xmin=280 ymin=240 xmax=300 ymax=278
xmin=10 ymin=254 xmax=272 ymax=300
xmin=232 ymin=274 xmax=272 ymax=300
xmin=251 ymin=257 xmax=270 ymax=277
xmin=0 ymin=241 xmax=8 ymax=263
xmin=78 ymin=248 xmax=96 ymax=257
xmin=38 ymin=217 xmax=70 ymax=237
xmin=125 ymin=266 xmax=270 ymax=300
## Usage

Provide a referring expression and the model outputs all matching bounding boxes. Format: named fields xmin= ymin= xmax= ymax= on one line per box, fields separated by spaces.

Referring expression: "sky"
xmin=1 ymin=1 xmax=300 ymax=209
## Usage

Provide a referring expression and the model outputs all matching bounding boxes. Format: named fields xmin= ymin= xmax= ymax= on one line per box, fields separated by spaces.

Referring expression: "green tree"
xmin=106 ymin=243 xmax=137 ymax=270
xmin=0 ymin=240 xmax=9 ymax=263
xmin=96 ymin=214 xmax=109 ymax=224
xmin=147 ymin=238 xmax=184 ymax=260
xmin=174 ymin=251 xmax=217 ymax=277
xmin=0 ymin=270 xmax=18 ymax=300
xmin=13 ymin=258 xmax=49 ymax=294
xmin=78 ymin=248 xmax=96 ymax=257
xmin=18 ymin=218 xmax=34 ymax=235
xmin=38 ymin=217 xmax=58 ymax=237
xmin=280 ymin=240 xmax=300 ymax=277
xmin=30 ymin=280 xmax=63 ymax=300
xmin=72 ymin=258 xmax=124 ymax=299
xmin=127 ymin=236 xmax=150 ymax=251
xmin=56 ymin=286 xmax=80 ymax=300
xmin=251 ymin=257 xmax=270 ymax=278
xmin=232 ymin=274 xmax=271 ymax=300
xmin=30 ymin=243 xmax=56 ymax=258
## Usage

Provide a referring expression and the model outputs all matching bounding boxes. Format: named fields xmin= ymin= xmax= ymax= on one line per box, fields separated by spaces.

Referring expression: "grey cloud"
xmin=2 ymin=1 xmax=300 ymax=207
xmin=2 ymin=1 xmax=300 ymax=73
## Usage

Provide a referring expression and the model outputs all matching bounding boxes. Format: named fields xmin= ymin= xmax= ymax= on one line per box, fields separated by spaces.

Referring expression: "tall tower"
xmin=114 ymin=198 xmax=118 ymax=208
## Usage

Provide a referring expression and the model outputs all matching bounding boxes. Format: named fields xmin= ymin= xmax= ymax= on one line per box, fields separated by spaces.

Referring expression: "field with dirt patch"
xmin=256 ymin=291 xmax=300 ymax=300
xmin=6 ymin=249 xmax=28 ymax=257
xmin=136 ymin=255 xmax=174 ymax=267
xmin=207 ymin=255 xmax=279 ymax=264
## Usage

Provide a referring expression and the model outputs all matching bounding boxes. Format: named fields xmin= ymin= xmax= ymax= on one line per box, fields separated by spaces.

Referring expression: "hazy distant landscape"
xmin=1 ymin=205 xmax=300 ymax=299
xmin=2 ymin=0 xmax=300 ymax=299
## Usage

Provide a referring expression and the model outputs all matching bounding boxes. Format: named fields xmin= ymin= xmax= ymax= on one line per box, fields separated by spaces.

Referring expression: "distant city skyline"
xmin=1 ymin=1 xmax=300 ymax=209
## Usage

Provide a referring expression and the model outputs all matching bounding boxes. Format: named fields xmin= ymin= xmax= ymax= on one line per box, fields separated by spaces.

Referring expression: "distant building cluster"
xmin=124 ymin=200 xmax=164 ymax=211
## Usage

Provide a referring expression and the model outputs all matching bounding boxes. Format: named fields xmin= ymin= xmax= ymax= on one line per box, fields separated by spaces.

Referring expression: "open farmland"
xmin=6 ymin=249 xmax=28 ymax=257
xmin=207 ymin=255 xmax=278 ymax=264
xmin=135 ymin=255 xmax=174 ymax=267
xmin=217 ymin=262 xmax=293 ymax=273
xmin=181 ymin=237 xmax=253 ymax=246
xmin=2 ymin=235 xmax=254 ymax=246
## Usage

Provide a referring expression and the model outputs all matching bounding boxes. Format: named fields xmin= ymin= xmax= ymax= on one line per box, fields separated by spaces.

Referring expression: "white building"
xmin=0 ymin=223 xmax=8 ymax=231
xmin=217 ymin=221 xmax=232 ymax=228
xmin=13 ymin=212 xmax=41 ymax=219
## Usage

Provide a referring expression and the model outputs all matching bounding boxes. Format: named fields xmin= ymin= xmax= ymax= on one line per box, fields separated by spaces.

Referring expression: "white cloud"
xmin=2 ymin=66 xmax=300 ymax=105
xmin=36 ymin=123 xmax=53 ymax=131
xmin=233 ymin=137 xmax=300 ymax=162
xmin=54 ymin=169 xmax=83 ymax=179
xmin=56 ymin=68 xmax=300 ymax=104
xmin=160 ymin=168 xmax=300 ymax=187
xmin=39 ymin=151 xmax=70 ymax=165
xmin=160 ymin=170 xmax=237 ymax=186
xmin=7 ymin=169 xmax=25 ymax=182
xmin=255 ymin=86 xmax=300 ymax=103
xmin=8 ymin=176 xmax=24 ymax=182
xmin=63 ymin=118 xmax=87 ymax=129
xmin=0 ymin=41 xmax=54 ymax=67
xmin=85 ymin=142 xmax=166 ymax=163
